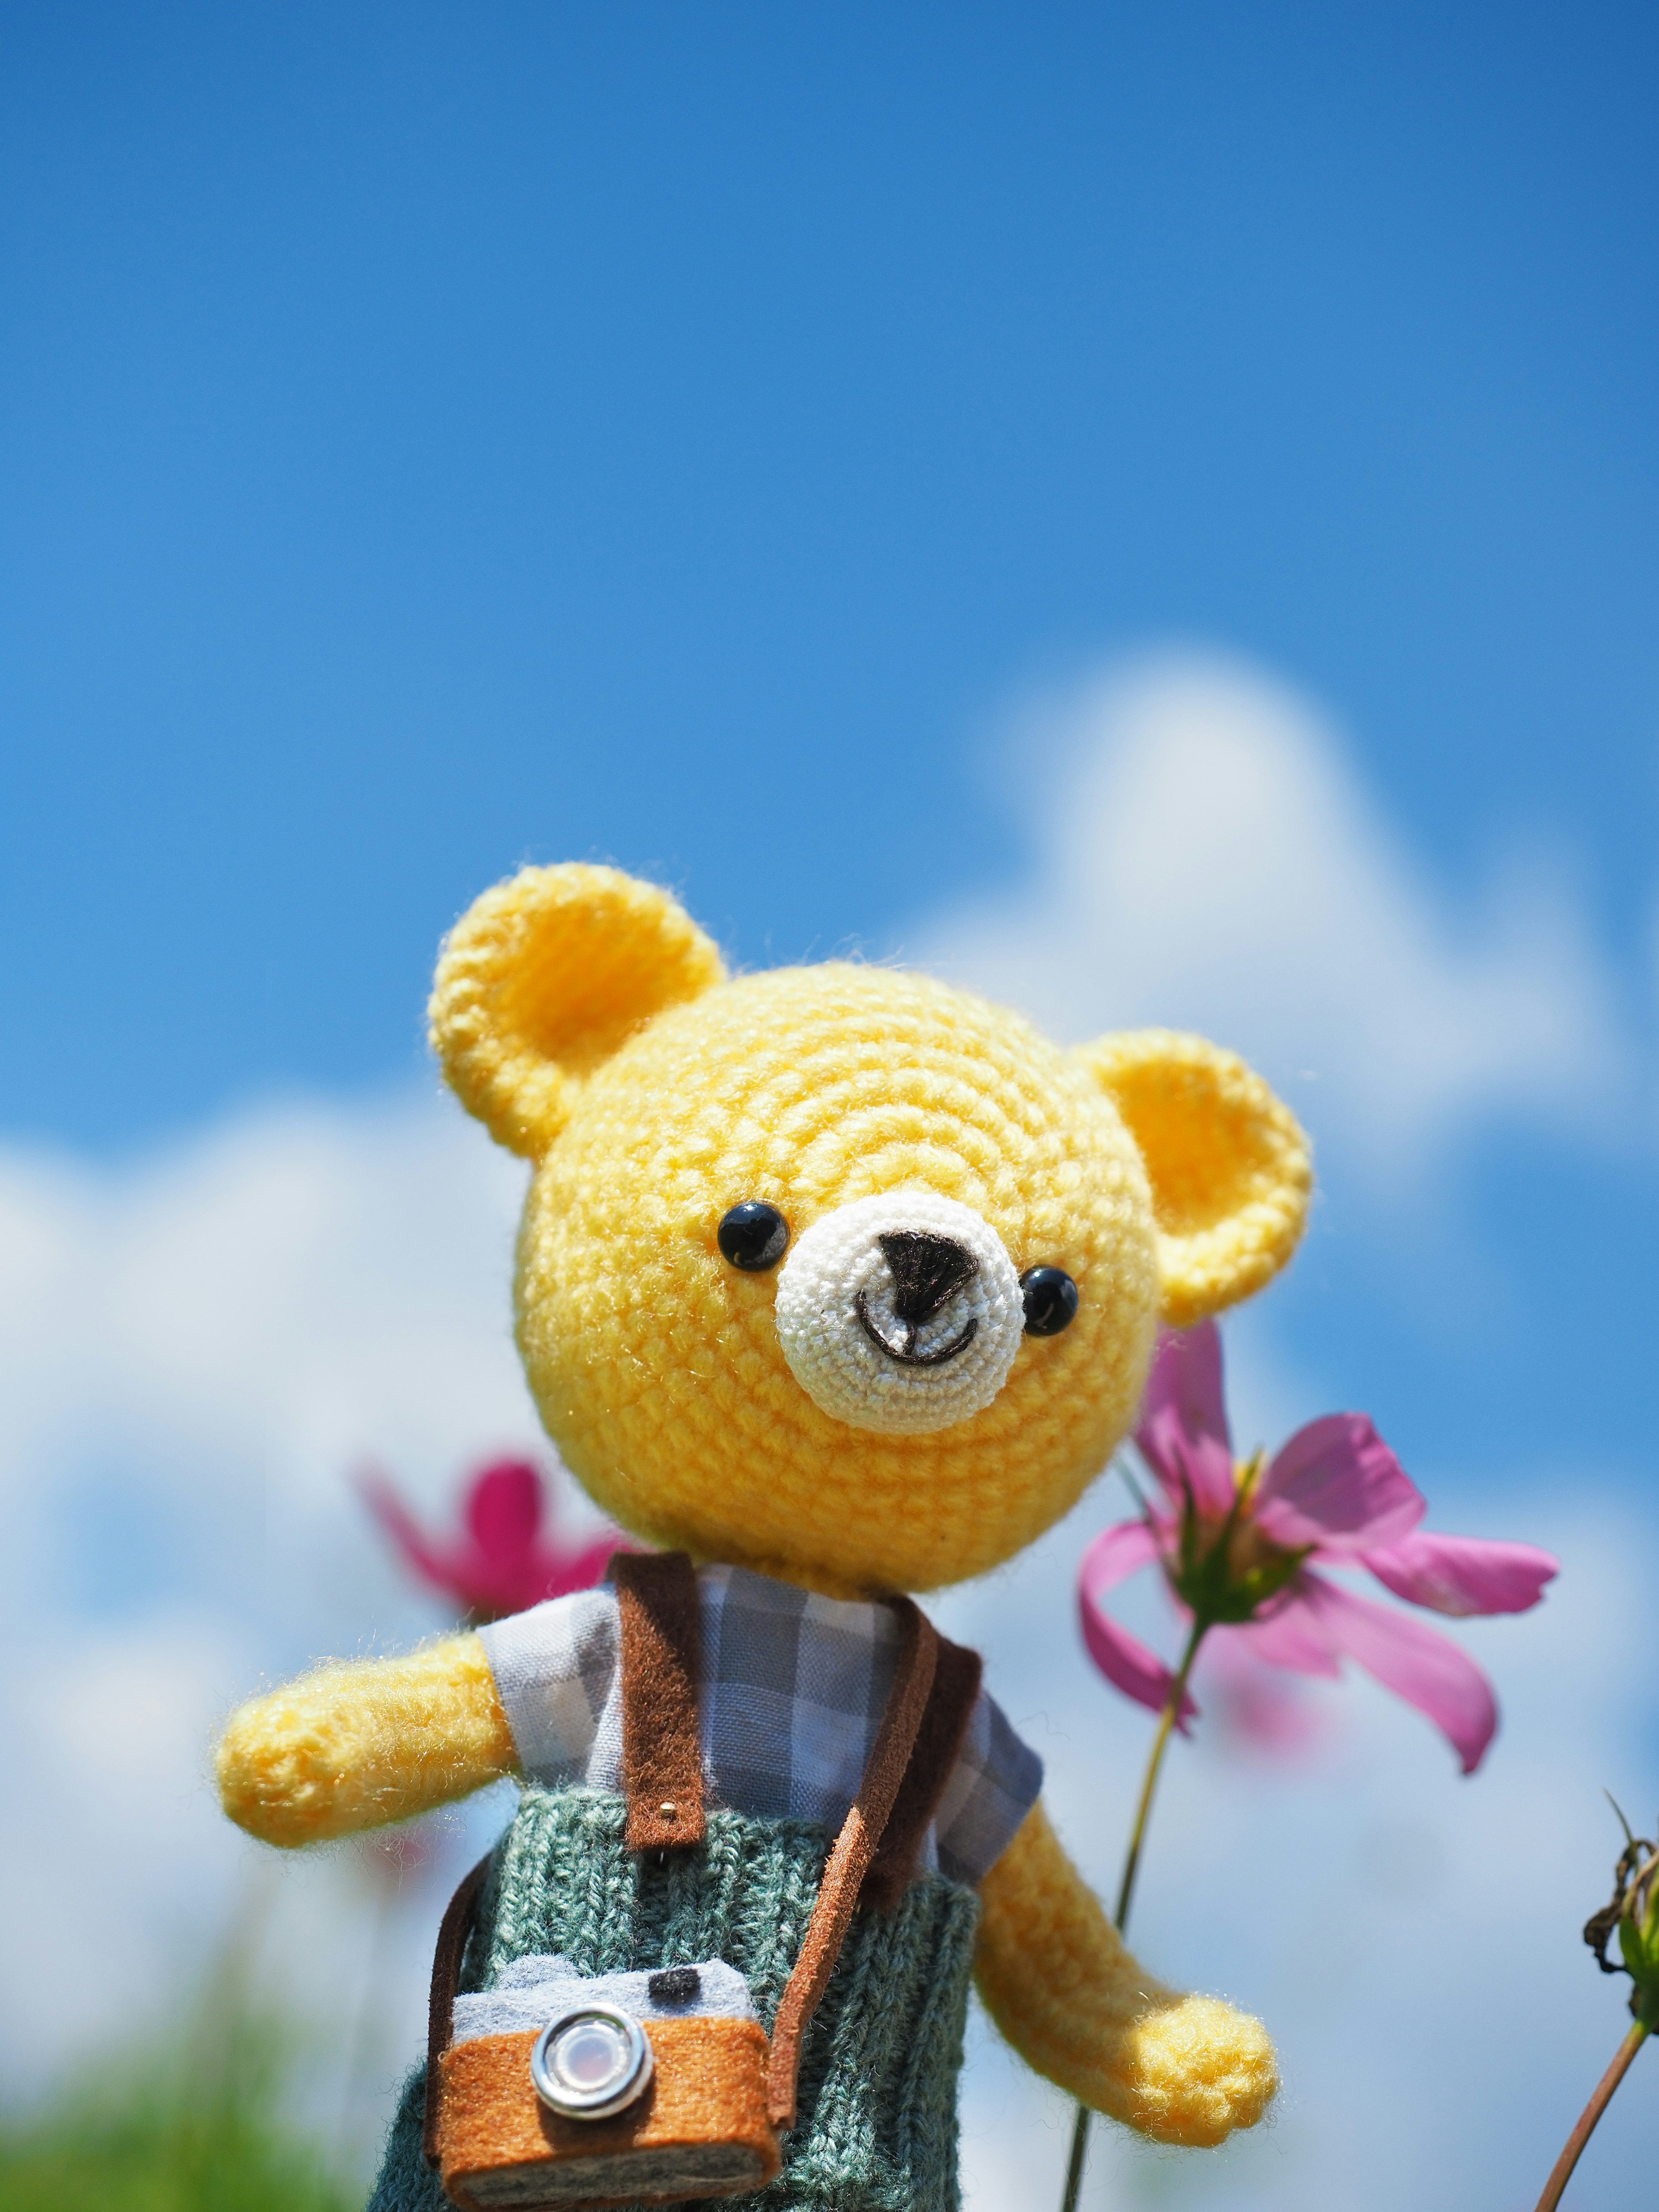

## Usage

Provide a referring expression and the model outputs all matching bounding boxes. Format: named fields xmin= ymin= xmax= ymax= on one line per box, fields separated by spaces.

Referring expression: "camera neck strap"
xmin=761 ymin=1585 xmax=938 ymax=2128
xmin=425 ymin=1553 xmax=978 ymax=2161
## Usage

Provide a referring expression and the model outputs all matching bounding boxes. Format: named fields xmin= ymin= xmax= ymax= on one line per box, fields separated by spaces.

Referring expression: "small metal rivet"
xmin=658 ymin=1801 xmax=677 ymax=1819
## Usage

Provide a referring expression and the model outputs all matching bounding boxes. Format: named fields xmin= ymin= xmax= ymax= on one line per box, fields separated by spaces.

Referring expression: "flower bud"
xmin=1583 ymin=1808 xmax=1659 ymax=2026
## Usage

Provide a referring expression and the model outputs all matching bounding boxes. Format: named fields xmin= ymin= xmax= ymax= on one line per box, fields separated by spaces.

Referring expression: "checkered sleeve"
xmin=931 ymin=1687 xmax=1043 ymax=1888
xmin=475 ymin=1587 xmax=620 ymax=1787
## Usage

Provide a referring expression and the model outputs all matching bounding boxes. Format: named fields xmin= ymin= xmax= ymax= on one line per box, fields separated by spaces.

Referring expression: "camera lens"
xmin=530 ymin=2005 xmax=653 ymax=2120
xmin=552 ymin=2017 xmax=632 ymax=2094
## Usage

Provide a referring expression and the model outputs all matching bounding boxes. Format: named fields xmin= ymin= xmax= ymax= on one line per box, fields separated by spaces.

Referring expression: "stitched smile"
xmin=854 ymin=1291 xmax=979 ymax=1368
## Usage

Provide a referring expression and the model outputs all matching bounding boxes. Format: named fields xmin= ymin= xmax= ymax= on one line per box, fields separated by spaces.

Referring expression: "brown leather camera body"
xmin=433 ymin=2012 xmax=777 ymax=2208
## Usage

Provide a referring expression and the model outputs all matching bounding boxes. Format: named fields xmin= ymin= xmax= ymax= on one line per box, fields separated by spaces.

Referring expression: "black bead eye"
xmin=718 ymin=1201 xmax=790 ymax=1271
xmin=1020 ymin=1266 xmax=1078 ymax=1337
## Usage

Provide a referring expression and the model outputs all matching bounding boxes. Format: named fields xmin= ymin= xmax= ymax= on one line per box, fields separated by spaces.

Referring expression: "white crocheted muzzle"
xmin=772 ymin=1191 xmax=1025 ymax=1434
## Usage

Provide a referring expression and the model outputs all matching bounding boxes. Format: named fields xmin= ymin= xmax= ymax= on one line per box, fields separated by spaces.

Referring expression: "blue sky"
xmin=4 ymin=1 xmax=1657 ymax=1474
xmin=3 ymin=8 xmax=1658 ymax=2204
xmin=4 ymin=2 xmax=1655 ymax=1128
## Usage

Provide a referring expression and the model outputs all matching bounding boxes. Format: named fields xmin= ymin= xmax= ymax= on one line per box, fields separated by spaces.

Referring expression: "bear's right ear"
xmin=429 ymin=864 xmax=725 ymax=1158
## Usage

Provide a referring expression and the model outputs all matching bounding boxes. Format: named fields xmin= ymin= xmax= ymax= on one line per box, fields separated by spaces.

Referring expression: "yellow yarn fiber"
xmin=1074 ymin=1028 xmax=1313 ymax=1329
xmin=430 ymin=863 xmax=726 ymax=1159
xmin=215 ymin=1635 xmax=514 ymax=1849
xmin=423 ymin=865 xmax=1310 ymax=1596
xmin=976 ymin=1804 xmax=1277 ymax=2145
xmin=215 ymin=1639 xmax=1279 ymax=2140
xmin=217 ymin=861 xmax=1313 ymax=2147
xmin=511 ymin=960 xmax=1163 ymax=1594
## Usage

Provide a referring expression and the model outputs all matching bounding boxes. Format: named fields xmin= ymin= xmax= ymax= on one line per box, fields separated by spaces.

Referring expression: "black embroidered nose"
xmin=878 ymin=1231 xmax=979 ymax=1326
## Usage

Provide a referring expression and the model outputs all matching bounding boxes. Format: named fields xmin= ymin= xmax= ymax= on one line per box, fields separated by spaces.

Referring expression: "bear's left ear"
xmin=1073 ymin=1029 xmax=1312 ymax=1326
xmin=429 ymin=863 xmax=725 ymax=1159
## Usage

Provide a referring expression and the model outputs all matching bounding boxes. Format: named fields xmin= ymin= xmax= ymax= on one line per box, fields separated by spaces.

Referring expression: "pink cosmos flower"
xmin=360 ymin=1456 xmax=622 ymax=1626
xmin=1079 ymin=1324 xmax=1558 ymax=1774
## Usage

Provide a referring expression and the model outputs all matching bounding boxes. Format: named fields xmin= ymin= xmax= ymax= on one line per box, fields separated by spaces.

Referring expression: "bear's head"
xmin=431 ymin=864 xmax=1311 ymax=1598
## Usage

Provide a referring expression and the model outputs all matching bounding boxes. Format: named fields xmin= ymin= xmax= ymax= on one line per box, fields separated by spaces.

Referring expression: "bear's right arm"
xmin=974 ymin=1799 xmax=1277 ymax=2147
xmin=215 ymin=1634 xmax=518 ymax=1847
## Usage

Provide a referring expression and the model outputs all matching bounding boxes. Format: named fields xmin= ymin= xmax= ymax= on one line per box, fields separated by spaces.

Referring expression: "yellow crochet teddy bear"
xmin=217 ymin=862 xmax=1310 ymax=2196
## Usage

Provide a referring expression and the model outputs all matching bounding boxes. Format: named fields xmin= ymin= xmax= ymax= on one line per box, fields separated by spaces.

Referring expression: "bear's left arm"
xmin=974 ymin=1799 xmax=1277 ymax=2147
xmin=216 ymin=1634 xmax=518 ymax=1848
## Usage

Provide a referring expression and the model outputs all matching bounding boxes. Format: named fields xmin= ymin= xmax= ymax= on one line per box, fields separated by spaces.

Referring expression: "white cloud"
xmin=0 ymin=1092 xmax=552 ymax=2123
xmin=0 ymin=1094 xmax=547 ymax=1639
xmin=911 ymin=654 xmax=1627 ymax=1184
xmin=0 ymin=661 xmax=1651 ymax=2204
xmin=1 ymin=1086 xmax=1649 ymax=2208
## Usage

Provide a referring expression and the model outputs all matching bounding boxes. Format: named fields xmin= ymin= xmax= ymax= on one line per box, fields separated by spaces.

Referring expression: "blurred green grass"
xmin=0 ymin=1999 xmax=357 ymax=2212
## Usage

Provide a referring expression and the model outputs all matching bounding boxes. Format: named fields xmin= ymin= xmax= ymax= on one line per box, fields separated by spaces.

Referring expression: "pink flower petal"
xmin=466 ymin=1460 xmax=545 ymax=1566
xmin=1297 ymin=1570 xmax=1498 ymax=1773
xmin=1228 ymin=1590 xmax=1343 ymax=1678
xmin=1080 ymin=1606 xmax=1201 ymax=1729
xmin=358 ymin=1470 xmax=478 ymax=1606
xmin=1078 ymin=1520 xmax=1198 ymax=1728
xmin=1134 ymin=1322 xmax=1237 ymax=1520
xmin=1253 ymin=1414 xmax=1425 ymax=1554
xmin=360 ymin=1462 xmax=620 ymax=1618
xmin=1360 ymin=1531 xmax=1559 ymax=1618
xmin=1080 ymin=1516 xmax=1165 ymax=1594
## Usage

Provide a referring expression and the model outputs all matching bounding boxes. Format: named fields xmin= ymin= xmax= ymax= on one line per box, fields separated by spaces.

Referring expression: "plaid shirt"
xmin=478 ymin=1563 xmax=1042 ymax=1888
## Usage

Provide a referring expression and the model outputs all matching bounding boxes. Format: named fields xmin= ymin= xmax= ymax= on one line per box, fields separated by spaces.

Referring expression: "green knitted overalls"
xmin=367 ymin=1784 xmax=981 ymax=2212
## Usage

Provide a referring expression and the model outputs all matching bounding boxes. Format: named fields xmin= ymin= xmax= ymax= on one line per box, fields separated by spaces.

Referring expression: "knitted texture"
xmin=975 ymin=1802 xmax=1277 ymax=2146
xmin=1071 ymin=1029 xmax=1312 ymax=1330
xmin=216 ymin=1634 xmax=514 ymax=1849
xmin=367 ymin=1786 xmax=982 ymax=2212
xmin=427 ymin=866 xmax=1309 ymax=1596
xmin=772 ymin=1190 xmax=1027 ymax=1434
xmin=429 ymin=864 xmax=727 ymax=1160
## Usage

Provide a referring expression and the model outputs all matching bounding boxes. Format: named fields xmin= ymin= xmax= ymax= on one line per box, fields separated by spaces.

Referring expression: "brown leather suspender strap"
xmin=613 ymin=1549 xmax=706 ymax=1851
xmin=763 ymin=1597 xmax=939 ymax=2130
xmin=861 ymin=1632 xmax=983 ymax=1914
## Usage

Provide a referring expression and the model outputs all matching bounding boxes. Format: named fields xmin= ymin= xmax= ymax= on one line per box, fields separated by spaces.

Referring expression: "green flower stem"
xmin=1060 ymin=1619 xmax=1210 ymax=2212
xmin=1114 ymin=1619 xmax=1207 ymax=1933
xmin=1058 ymin=2098 xmax=1092 ymax=2212
xmin=1532 ymin=2012 xmax=1653 ymax=2212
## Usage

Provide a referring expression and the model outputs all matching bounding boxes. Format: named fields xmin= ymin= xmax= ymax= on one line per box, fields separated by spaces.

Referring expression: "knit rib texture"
xmin=368 ymin=1786 xmax=981 ymax=2212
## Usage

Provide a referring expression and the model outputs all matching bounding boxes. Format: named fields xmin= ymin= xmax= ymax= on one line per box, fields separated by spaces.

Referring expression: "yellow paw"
xmin=216 ymin=1691 xmax=360 ymax=1847
xmin=214 ymin=1636 xmax=517 ymax=1848
xmin=1119 ymin=1993 xmax=1278 ymax=2146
